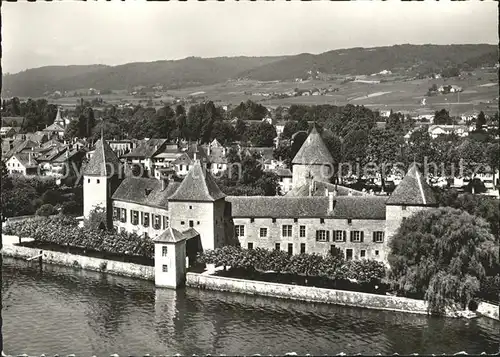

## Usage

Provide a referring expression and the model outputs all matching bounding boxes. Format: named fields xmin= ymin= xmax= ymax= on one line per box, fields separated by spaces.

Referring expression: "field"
xmin=42 ymin=69 xmax=499 ymax=116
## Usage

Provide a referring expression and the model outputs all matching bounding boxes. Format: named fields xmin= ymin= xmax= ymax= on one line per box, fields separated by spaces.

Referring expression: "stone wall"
xmin=186 ymin=272 xmax=430 ymax=315
xmin=477 ymin=301 xmax=500 ymax=321
xmin=2 ymin=243 xmax=154 ymax=281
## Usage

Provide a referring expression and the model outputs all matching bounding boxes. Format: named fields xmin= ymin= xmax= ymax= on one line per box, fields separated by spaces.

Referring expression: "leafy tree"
xmin=475 ymin=111 xmax=487 ymax=132
xmin=234 ymin=119 xmax=247 ymax=141
xmin=366 ymin=128 xmax=402 ymax=188
xmin=434 ymin=109 xmax=452 ymax=125
xmin=273 ymin=143 xmax=293 ymax=168
xmin=85 ymin=206 xmax=108 ymax=231
xmin=388 ymin=207 xmax=498 ymax=313
xmin=245 ymin=122 xmax=277 ymax=147
xmin=210 ymin=121 xmax=236 ymax=145
xmin=230 ymin=100 xmax=268 ymax=121
xmin=281 ymin=121 xmax=298 ymax=139
xmin=41 ymin=189 xmax=63 ymax=206
xmin=36 ymin=204 xmax=56 ymax=217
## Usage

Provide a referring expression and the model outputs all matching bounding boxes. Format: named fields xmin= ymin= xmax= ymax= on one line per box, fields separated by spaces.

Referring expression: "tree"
xmin=36 ymin=204 xmax=56 ymax=217
xmin=475 ymin=111 xmax=487 ymax=132
xmin=230 ymin=100 xmax=268 ymax=121
xmin=342 ymin=130 xmax=369 ymax=176
xmin=388 ymin=207 xmax=498 ymax=313
xmin=366 ymin=128 xmax=403 ymax=188
xmin=210 ymin=121 xmax=236 ymax=145
xmin=434 ymin=109 xmax=452 ymax=125
xmin=245 ymin=122 xmax=276 ymax=147
xmin=85 ymin=206 xmax=108 ymax=231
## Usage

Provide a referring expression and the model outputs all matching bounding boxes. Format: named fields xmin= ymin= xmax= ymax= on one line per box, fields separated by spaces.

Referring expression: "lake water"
xmin=2 ymin=257 xmax=499 ymax=355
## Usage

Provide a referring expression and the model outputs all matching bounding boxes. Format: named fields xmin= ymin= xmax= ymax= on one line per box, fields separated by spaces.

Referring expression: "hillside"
xmin=238 ymin=44 xmax=499 ymax=80
xmin=2 ymin=44 xmax=497 ymax=97
xmin=2 ymin=56 xmax=286 ymax=97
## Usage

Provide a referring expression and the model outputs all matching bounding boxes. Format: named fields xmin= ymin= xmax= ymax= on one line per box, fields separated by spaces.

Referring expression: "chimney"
xmin=324 ymin=187 xmax=328 ymax=197
xmin=328 ymin=192 xmax=335 ymax=212
xmin=28 ymin=152 xmax=32 ymax=165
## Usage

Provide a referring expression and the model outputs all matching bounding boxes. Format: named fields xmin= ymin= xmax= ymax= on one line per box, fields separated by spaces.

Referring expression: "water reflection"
xmin=2 ymin=258 xmax=499 ymax=355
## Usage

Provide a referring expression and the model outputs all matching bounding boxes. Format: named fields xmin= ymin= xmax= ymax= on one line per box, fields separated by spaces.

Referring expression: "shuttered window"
xmin=350 ymin=231 xmax=364 ymax=242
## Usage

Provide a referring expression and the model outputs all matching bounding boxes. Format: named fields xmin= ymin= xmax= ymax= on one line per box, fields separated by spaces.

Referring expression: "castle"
xmin=83 ymin=127 xmax=438 ymax=287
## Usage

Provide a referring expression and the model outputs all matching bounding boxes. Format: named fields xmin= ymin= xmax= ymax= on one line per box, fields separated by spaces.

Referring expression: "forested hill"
xmin=238 ymin=44 xmax=498 ymax=80
xmin=3 ymin=44 xmax=498 ymax=97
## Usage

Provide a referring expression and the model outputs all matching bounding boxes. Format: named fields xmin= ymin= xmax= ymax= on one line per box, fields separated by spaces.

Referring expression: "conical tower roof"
xmin=386 ymin=163 xmax=437 ymax=206
xmin=169 ymin=161 xmax=225 ymax=202
xmin=292 ymin=125 xmax=334 ymax=165
xmin=83 ymin=138 xmax=121 ymax=176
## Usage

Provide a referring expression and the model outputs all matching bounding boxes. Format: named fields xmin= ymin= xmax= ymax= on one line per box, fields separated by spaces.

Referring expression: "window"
xmin=373 ymin=231 xmax=384 ymax=243
xmin=144 ymin=232 xmax=149 ymax=239
xmin=189 ymin=220 xmax=194 ymax=228
xmin=300 ymin=243 xmax=306 ymax=254
xmin=402 ymin=217 xmax=407 ymax=221
xmin=347 ymin=218 xmax=352 ymax=225
xmin=272 ymin=218 xmax=276 ymax=223
xmin=153 ymin=215 xmax=161 ymax=230
xmin=320 ymin=218 xmax=325 ymax=224
xmin=375 ymin=250 xmax=380 ymax=256
xmin=189 ymin=205 xmax=192 ymax=209
xmin=96 ymin=179 xmax=100 ymax=184
xmin=350 ymin=231 xmax=364 ymax=243
xmin=250 ymin=218 xmax=255 ymax=223
xmin=113 ymin=207 xmax=119 ymax=221
xmin=162 ymin=246 xmax=168 ymax=257
xmin=299 ymin=225 xmax=306 ymax=238
xmin=288 ymin=243 xmax=293 ymax=255
xmin=282 ymin=225 xmax=292 ymax=237
xmin=163 ymin=216 xmax=169 ymax=229
xmin=120 ymin=208 xmax=127 ymax=223
xmin=197 ymin=221 xmax=200 ymax=225
xmin=360 ymin=250 xmax=366 ymax=258
xmin=179 ymin=164 xmax=183 ymax=171
xmin=131 ymin=210 xmax=139 ymax=225
xmin=259 ymin=228 xmax=268 ymax=238
xmin=294 ymin=218 xmax=298 ymax=223
xmin=87 ymin=179 xmax=90 ymax=183
xmin=330 ymin=245 xmax=337 ymax=256
xmin=248 ymin=242 xmax=254 ymax=250
xmin=143 ymin=212 xmax=150 ymax=227
xmin=162 ymin=265 xmax=168 ymax=273
xmin=235 ymin=225 xmax=245 ymax=237
xmin=402 ymin=205 xmax=407 ymax=211
xmin=275 ymin=243 xmax=280 ymax=251
xmin=316 ymin=230 xmax=330 ymax=242
xmin=346 ymin=249 xmax=353 ymax=261
xmin=334 ymin=230 xmax=346 ymax=242
xmin=181 ymin=221 xmax=185 ymax=225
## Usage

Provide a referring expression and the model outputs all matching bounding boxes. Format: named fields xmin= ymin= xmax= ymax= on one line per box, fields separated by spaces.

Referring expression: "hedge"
xmin=3 ymin=215 xmax=154 ymax=259
xmin=197 ymin=246 xmax=386 ymax=284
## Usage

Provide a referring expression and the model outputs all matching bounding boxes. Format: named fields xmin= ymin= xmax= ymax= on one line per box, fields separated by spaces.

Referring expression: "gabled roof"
xmin=169 ymin=160 xmax=226 ymax=202
xmin=210 ymin=138 xmax=223 ymax=148
xmin=275 ymin=168 xmax=292 ymax=177
xmin=83 ymin=138 xmax=121 ymax=176
xmin=153 ymin=227 xmax=200 ymax=244
xmin=112 ymin=177 xmax=181 ymax=208
xmin=43 ymin=122 xmax=65 ymax=132
xmin=208 ymin=147 xmax=228 ymax=164
xmin=386 ymin=163 xmax=438 ymax=206
xmin=331 ymin=196 xmax=387 ymax=220
xmin=292 ymin=125 xmax=334 ymax=165
xmin=123 ymin=138 xmax=167 ymax=158
xmin=10 ymin=153 xmax=38 ymax=168
xmin=1 ymin=116 xmax=24 ymax=127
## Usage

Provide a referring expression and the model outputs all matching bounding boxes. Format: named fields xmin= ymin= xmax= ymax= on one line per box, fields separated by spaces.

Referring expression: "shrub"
xmin=36 ymin=204 xmax=56 ymax=217
xmin=41 ymin=189 xmax=63 ymax=206
xmin=61 ymin=201 xmax=82 ymax=215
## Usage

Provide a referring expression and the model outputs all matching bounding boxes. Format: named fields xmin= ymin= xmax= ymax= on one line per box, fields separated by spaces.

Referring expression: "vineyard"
xmin=4 ymin=215 xmax=154 ymax=260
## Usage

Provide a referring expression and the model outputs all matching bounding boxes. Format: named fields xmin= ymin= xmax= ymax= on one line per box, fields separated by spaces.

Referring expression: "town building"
xmin=428 ymin=124 xmax=469 ymax=138
xmin=5 ymin=153 xmax=38 ymax=176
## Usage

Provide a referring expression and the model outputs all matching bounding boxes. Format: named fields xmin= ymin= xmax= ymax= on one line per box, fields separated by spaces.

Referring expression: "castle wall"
xmin=232 ymin=217 xmax=387 ymax=262
xmin=112 ymin=200 xmax=169 ymax=238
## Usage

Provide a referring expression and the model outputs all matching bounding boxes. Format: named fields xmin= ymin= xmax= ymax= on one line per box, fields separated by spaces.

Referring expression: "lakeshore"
xmin=2 ymin=235 xmax=498 ymax=321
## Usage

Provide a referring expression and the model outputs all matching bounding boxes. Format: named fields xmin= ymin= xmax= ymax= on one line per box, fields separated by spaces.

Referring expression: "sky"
xmin=2 ymin=1 xmax=498 ymax=74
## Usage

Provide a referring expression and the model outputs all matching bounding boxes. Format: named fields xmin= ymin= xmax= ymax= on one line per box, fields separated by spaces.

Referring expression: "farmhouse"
xmin=84 ymin=128 xmax=437 ymax=272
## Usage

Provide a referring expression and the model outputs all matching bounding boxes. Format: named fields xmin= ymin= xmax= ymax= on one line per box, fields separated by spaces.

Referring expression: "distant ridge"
xmin=2 ymin=44 xmax=497 ymax=97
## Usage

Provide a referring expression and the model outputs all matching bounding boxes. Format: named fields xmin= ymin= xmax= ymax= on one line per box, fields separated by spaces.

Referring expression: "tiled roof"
xmin=226 ymin=195 xmax=387 ymax=220
xmin=169 ymin=161 xmax=226 ymax=202
xmin=12 ymin=153 xmax=38 ymax=168
xmin=124 ymin=139 xmax=167 ymax=158
xmin=83 ymin=139 xmax=121 ymax=176
xmin=292 ymin=126 xmax=334 ymax=165
xmin=1 ymin=116 xmax=24 ymax=127
xmin=43 ymin=122 xmax=65 ymax=132
xmin=172 ymin=152 xmax=193 ymax=165
xmin=331 ymin=196 xmax=387 ymax=220
xmin=153 ymin=227 xmax=199 ymax=243
xmin=52 ymin=148 xmax=84 ymax=162
xmin=285 ymin=180 xmax=365 ymax=197
xmin=4 ymin=139 xmax=39 ymax=158
xmin=386 ymin=163 xmax=438 ymax=206
xmin=226 ymin=196 xmax=329 ymax=218
xmin=112 ymin=177 xmax=181 ymax=208
xmin=275 ymin=168 xmax=292 ymax=177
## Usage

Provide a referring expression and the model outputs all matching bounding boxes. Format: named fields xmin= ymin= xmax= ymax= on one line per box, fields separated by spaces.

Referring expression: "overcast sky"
xmin=2 ymin=1 xmax=498 ymax=74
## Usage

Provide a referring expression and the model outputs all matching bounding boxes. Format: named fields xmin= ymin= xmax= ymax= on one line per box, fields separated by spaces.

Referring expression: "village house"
xmin=0 ymin=126 xmax=21 ymax=138
xmin=428 ymin=124 xmax=469 ymax=138
xmin=275 ymin=168 xmax=293 ymax=195
xmin=5 ymin=152 xmax=38 ymax=176
xmin=108 ymin=139 xmax=137 ymax=157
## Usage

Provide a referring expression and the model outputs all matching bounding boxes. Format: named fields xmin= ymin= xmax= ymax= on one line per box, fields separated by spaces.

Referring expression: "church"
xmin=83 ymin=126 xmax=438 ymax=277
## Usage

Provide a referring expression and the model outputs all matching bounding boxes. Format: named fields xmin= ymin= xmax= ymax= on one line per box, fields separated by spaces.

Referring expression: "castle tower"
xmin=83 ymin=137 xmax=122 ymax=227
xmin=54 ymin=107 xmax=65 ymax=128
xmin=385 ymin=162 xmax=438 ymax=247
xmin=291 ymin=124 xmax=334 ymax=188
xmin=168 ymin=160 xmax=226 ymax=251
